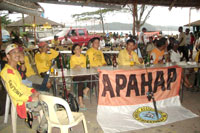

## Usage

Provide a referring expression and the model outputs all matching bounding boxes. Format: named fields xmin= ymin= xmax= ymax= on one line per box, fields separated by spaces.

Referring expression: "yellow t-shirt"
xmin=150 ymin=48 xmax=165 ymax=64
xmin=35 ymin=49 xmax=59 ymax=74
xmin=118 ymin=49 xmax=141 ymax=66
xmin=51 ymin=40 xmax=60 ymax=46
xmin=0 ymin=64 xmax=33 ymax=107
xmin=70 ymin=54 xmax=86 ymax=69
xmin=86 ymin=47 xmax=106 ymax=67
xmin=24 ymin=56 xmax=36 ymax=77
xmin=194 ymin=51 xmax=200 ymax=72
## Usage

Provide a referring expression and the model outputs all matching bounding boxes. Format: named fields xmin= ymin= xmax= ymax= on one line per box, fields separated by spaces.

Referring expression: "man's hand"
xmin=19 ymin=53 xmax=25 ymax=64
xmin=31 ymin=92 xmax=40 ymax=101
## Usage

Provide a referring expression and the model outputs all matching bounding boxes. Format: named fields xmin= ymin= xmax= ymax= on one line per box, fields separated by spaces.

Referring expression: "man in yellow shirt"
xmin=35 ymin=42 xmax=59 ymax=76
xmin=118 ymin=39 xmax=141 ymax=66
xmin=150 ymin=37 xmax=167 ymax=64
xmin=1 ymin=44 xmax=47 ymax=132
xmin=86 ymin=37 xmax=106 ymax=67
xmin=51 ymin=35 xmax=60 ymax=46
xmin=17 ymin=47 xmax=52 ymax=91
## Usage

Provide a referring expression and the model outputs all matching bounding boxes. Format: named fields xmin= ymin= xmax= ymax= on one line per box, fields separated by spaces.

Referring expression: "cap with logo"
xmin=5 ymin=44 xmax=18 ymax=54
xmin=38 ymin=42 xmax=48 ymax=47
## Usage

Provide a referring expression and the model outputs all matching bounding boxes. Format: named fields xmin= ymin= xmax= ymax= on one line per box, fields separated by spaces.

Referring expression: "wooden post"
xmin=133 ymin=2 xmax=137 ymax=36
xmin=33 ymin=16 xmax=36 ymax=46
xmin=22 ymin=14 xmax=25 ymax=32
xmin=0 ymin=16 xmax=2 ymax=46
xmin=189 ymin=8 xmax=191 ymax=29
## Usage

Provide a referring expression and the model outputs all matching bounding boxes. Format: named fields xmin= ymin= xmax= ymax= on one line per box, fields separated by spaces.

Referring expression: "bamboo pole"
xmin=133 ymin=2 xmax=137 ymax=36
xmin=22 ymin=14 xmax=25 ymax=32
xmin=0 ymin=16 xmax=2 ymax=46
xmin=33 ymin=16 xmax=36 ymax=46
xmin=189 ymin=8 xmax=191 ymax=29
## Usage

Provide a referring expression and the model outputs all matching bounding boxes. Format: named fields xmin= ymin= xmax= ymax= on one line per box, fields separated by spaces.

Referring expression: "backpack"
xmin=58 ymin=53 xmax=79 ymax=112
xmin=66 ymin=93 xmax=79 ymax=112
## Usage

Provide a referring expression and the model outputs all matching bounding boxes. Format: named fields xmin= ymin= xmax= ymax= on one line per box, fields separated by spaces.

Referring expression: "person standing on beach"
xmin=138 ymin=27 xmax=147 ymax=56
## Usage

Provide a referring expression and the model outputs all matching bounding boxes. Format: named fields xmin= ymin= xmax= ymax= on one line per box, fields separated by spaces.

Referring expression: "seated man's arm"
xmin=49 ymin=49 xmax=59 ymax=60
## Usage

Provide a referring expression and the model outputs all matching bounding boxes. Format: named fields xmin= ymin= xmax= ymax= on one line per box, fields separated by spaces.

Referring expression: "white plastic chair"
xmin=2 ymin=78 xmax=43 ymax=133
xmin=39 ymin=94 xmax=88 ymax=133
xmin=2 ymin=79 xmax=17 ymax=133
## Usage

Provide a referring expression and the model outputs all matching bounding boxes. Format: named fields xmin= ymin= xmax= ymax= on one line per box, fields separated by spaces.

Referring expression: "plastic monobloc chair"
xmin=2 ymin=78 xmax=17 ymax=133
xmin=39 ymin=94 xmax=88 ymax=133
xmin=2 ymin=78 xmax=43 ymax=133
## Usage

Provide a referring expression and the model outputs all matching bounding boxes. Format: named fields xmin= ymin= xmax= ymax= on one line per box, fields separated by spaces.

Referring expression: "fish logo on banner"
xmin=133 ymin=106 xmax=168 ymax=123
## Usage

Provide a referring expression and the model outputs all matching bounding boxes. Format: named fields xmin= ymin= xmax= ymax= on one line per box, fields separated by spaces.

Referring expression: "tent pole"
xmin=22 ymin=14 xmax=25 ymax=32
xmin=133 ymin=2 xmax=137 ymax=36
xmin=189 ymin=8 xmax=191 ymax=28
xmin=34 ymin=16 xmax=36 ymax=46
xmin=0 ymin=17 xmax=2 ymax=46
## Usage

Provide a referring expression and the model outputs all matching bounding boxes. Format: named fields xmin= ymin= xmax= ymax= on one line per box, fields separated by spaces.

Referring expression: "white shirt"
xmin=170 ymin=50 xmax=181 ymax=63
xmin=139 ymin=32 xmax=145 ymax=44
xmin=61 ymin=38 xmax=73 ymax=45
xmin=110 ymin=38 xmax=120 ymax=47
xmin=185 ymin=34 xmax=191 ymax=45
xmin=100 ymin=39 xmax=105 ymax=49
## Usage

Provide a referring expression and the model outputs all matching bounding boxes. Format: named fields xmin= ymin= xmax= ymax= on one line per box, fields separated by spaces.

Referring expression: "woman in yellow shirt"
xmin=70 ymin=44 xmax=90 ymax=109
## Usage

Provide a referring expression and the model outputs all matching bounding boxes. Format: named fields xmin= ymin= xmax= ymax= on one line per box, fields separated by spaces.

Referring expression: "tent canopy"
xmin=0 ymin=0 xmax=43 ymax=16
xmin=185 ymin=20 xmax=200 ymax=26
xmin=37 ymin=0 xmax=200 ymax=8
xmin=7 ymin=15 xmax=63 ymax=27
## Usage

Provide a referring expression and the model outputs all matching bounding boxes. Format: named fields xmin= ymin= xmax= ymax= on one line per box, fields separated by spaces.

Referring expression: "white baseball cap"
xmin=5 ymin=44 xmax=18 ymax=54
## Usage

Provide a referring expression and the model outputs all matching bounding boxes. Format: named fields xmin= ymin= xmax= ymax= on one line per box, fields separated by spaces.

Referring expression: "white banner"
xmin=97 ymin=96 xmax=198 ymax=133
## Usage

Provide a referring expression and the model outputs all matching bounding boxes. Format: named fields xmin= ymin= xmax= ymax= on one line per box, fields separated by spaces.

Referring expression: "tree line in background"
xmin=72 ymin=4 xmax=154 ymax=35
xmin=0 ymin=4 xmax=154 ymax=35
xmin=0 ymin=14 xmax=12 ymax=27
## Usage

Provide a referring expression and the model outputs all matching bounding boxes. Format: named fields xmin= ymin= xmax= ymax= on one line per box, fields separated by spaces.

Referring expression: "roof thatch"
xmin=185 ymin=20 xmax=200 ymax=27
xmin=0 ymin=0 xmax=43 ymax=16
xmin=39 ymin=0 xmax=200 ymax=8
xmin=7 ymin=15 xmax=63 ymax=27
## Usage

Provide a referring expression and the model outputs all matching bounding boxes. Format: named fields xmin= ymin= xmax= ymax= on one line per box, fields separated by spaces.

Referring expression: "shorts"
xmin=188 ymin=45 xmax=193 ymax=50
xmin=27 ymin=75 xmax=43 ymax=85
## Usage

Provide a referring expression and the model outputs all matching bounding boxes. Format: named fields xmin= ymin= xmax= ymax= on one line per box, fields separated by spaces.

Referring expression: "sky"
xmin=7 ymin=3 xmax=200 ymax=27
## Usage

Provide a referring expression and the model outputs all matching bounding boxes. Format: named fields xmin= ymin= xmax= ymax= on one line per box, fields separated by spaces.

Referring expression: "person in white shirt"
xmin=124 ymin=34 xmax=129 ymax=43
xmin=170 ymin=42 xmax=182 ymax=63
xmin=61 ymin=35 xmax=73 ymax=46
xmin=99 ymin=36 xmax=105 ymax=49
xmin=110 ymin=36 xmax=120 ymax=47
xmin=139 ymin=27 xmax=147 ymax=44
xmin=185 ymin=28 xmax=190 ymax=60
xmin=170 ymin=42 xmax=192 ymax=89
xmin=138 ymin=27 xmax=147 ymax=57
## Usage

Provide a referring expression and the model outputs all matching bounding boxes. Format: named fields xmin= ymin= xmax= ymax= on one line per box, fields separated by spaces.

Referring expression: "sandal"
xmin=79 ymin=104 xmax=87 ymax=111
xmin=25 ymin=112 xmax=33 ymax=129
